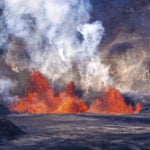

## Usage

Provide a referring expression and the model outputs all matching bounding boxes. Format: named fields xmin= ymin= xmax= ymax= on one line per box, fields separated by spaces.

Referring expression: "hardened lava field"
xmin=0 ymin=112 xmax=150 ymax=150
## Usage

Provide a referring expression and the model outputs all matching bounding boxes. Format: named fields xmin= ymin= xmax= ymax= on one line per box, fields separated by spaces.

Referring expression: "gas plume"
xmin=0 ymin=77 xmax=17 ymax=102
xmin=3 ymin=0 xmax=111 ymax=92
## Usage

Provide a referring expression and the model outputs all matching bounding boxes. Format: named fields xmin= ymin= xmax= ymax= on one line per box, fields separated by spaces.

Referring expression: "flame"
xmin=10 ymin=71 xmax=143 ymax=114
xmin=88 ymin=87 xmax=143 ymax=114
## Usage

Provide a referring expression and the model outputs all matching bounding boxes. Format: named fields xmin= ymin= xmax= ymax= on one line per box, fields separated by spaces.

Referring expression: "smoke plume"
xmin=2 ymin=0 xmax=111 ymax=94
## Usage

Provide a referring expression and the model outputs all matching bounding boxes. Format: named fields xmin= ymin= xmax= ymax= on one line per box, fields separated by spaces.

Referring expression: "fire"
xmin=10 ymin=71 xmax=143 ymax=114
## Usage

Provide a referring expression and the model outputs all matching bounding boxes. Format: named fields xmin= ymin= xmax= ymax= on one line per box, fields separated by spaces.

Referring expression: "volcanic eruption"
xmin=0 ymin=0 xmax=144 ymax=115
xmin=10 ymin=71 xmax=142 ymax=114
xmin=1 ymin=1 xmax=150 ymax=149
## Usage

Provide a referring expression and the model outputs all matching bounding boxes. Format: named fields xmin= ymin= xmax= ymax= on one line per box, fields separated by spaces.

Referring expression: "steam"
xmin=0 ymin=77 xmax=17 ymax=103
xmin=2 ymin=0 xmax=111 ymax=92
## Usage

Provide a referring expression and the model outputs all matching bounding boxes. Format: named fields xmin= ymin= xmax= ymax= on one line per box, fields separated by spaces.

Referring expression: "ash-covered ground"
xmin=0 ymin=99 xmax=150 ymax=150
xmin=0 ymin=112 xmax=149 ymax=150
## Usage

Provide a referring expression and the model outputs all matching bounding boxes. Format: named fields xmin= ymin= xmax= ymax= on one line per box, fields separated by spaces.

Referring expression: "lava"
xmin=10 ymin=71 xmax=88 ymax=114
xmin=10 ymin=71 xmax=143 ymax=114
xmin=88 ymin=87 xmax=143 ymax=114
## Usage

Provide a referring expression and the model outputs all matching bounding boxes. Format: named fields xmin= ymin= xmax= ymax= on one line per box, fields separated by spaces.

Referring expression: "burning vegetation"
xmin=10 ymin=71 xmax=143 ymax=115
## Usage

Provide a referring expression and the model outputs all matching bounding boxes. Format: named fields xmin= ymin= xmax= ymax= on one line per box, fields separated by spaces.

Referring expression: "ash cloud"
xmin=1 ymin=0 xmax=111 ymax=93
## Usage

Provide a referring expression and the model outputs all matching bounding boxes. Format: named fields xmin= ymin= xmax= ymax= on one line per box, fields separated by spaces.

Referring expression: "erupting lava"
xmin=10 ymin=71 xmax=88 ymax=114
xmin=88 ymin=87 xmax=143 ymax=114
xmin=10 ymin=71 xmax=143 ymax=114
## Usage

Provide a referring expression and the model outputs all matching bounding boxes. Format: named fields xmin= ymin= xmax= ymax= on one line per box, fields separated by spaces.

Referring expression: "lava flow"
xmin=10 ymin=71 xmax=143 ymax=114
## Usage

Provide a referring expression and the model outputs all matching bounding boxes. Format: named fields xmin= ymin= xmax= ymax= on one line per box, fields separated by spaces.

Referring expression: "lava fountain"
xmin=10 ymin=71 xmax=143 ymax=115
xmin=88 ymin=87 xmax=143 ymax=114
xmin=10 ymin=71 xmax=88 ymax=114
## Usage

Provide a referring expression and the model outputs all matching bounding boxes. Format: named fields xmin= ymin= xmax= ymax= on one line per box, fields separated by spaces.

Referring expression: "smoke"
xmin=0 ymin=77 xmax=17 ymax=103
xmin=2 ymin=0 xmax=111 ymax=93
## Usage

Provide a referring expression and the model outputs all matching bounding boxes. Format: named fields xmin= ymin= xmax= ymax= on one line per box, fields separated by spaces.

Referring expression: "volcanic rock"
xmin=0 ymin=117 xmax=24 ymax=142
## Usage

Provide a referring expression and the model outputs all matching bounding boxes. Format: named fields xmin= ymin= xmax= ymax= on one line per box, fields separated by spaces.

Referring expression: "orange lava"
xmin=10 ymin=71 xmax=88 ymax=114
xmin=88 ymin=86 xmax=143 ymax=114
xmin=10 ymin=71 xmax=143 ymax=114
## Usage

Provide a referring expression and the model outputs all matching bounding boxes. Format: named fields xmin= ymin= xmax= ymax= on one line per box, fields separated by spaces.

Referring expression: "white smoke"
xmin=3 ymin=0 xmax=111 ymax=92
xmin=0 ymin=77 xmax=17 ymax=102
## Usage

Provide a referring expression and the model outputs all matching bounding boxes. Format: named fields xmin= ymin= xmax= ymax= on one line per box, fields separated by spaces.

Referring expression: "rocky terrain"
xmin=0 ymin=117 xmax=24 ymax=142
xmin=0 ymin=113 xmax=149 ymax=150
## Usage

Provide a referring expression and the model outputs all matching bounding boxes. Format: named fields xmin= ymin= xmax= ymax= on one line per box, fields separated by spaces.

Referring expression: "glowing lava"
xmin=10 ymin=71 xmax=88 ymax=114
xmin=10 ymin=71 xmax=143 ymax=114
xmin=88 ymin=87 xmax=143 ymax=114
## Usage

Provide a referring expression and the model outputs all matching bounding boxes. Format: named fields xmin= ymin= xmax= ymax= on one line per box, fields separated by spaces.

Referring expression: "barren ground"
xmin=0 ymin=112 xmax=150 ymax=150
